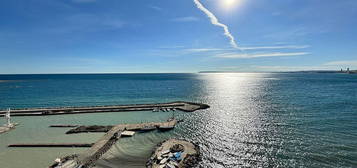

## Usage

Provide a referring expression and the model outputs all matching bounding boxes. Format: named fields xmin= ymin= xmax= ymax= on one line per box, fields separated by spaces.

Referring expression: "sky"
xmin=0 ymin=0 xmax=357 ymax=74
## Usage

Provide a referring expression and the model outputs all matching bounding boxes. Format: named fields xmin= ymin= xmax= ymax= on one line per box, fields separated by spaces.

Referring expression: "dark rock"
xmin=182 ymin=153 xmax=201 ymax=168
xmin=170 ymin=144 xmax=185 ymax=153
xmin=66 ymin=125 xmax=113 ymax=134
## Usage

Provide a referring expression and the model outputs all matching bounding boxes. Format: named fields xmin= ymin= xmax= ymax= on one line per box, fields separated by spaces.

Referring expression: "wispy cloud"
xmin=240 ymin=45 xmax=310 ymax=50
xmin=158 ymin=45 xmax=185 ymax=49
xmin=215 ymin=52 xmax=310 ymax=59
xmin=183 ymin=45 xmax=310 ymax=53
xmin=72 ymin=0 xmax=96 ymax=3
xmin=324 ymin=60 xmax=357 ymax=66
xmin=149 ymin=5 xmax=162 ymax=11
xmin=193 ymin=0 xmax=239 ymax=49
xmin=171 ymin=16 xmax=199 ymax=22
xmin=184 ymin=48 xmax=226 ymax=52
xmin=153 ymin=44 xmax=310 ymax=59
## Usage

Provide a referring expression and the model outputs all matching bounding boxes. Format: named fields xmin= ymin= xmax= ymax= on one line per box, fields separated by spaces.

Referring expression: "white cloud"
xmin=324 ymin=60 xmax=357 ymax=66
xmin=183 ymin=45 xmax=309 ymax=53
xmin=193 ymin=0 xmax=239 ymax=49
xmin=171 ymin=16 xmax=200 ymax=22
xmin=153 ymin=45 xmax=310 ymax=60
xmin=216 ymin=52 xmax=310 ymax=59
xmin=240 ymin=45 xmax=310 ymax=50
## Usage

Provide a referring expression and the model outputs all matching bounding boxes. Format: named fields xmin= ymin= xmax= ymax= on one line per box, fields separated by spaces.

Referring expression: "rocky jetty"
xmin=147 ymin=139 xmax=201 ymax=168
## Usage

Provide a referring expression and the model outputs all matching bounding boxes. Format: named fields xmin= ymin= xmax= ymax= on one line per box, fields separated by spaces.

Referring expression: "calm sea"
xmin=0 ymin=73 xmax=356 ymax=168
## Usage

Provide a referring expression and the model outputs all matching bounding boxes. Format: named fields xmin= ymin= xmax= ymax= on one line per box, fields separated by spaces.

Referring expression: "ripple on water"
xmin=0 ymin=73 xmax=356 ymax=168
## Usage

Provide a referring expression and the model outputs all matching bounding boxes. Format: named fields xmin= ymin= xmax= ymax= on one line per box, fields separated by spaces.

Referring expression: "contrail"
xmin=193 ymin=0 xmax=239 ymax=49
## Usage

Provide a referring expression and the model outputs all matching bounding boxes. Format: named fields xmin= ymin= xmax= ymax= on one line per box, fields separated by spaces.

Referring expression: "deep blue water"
xmin=0 ymin=73 xmax=356 ymax=168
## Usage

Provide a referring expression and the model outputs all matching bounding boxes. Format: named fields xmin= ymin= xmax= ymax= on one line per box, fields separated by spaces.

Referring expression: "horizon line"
xmin=0 ymin=69 xmax=348 ymax=75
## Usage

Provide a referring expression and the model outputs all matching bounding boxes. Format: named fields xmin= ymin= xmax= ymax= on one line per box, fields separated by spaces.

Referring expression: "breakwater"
xmin=0 ymin=101 xmax=209 ymax=116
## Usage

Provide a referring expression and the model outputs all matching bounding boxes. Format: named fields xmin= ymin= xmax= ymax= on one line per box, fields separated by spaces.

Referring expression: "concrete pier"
xmin=48 ymin=119 xmax=178 ymax=168
xmin=65 ymin=119 xmax=177 ymax=134
xmin=0 ymin=101 xmax=209 ymax=116
xmin=76 ymin=125 xmax=124 ymax=168
xmin=8 ymin=143 xmax=94 ymax=148
xmin=76 ymin=119 xmax=177 ymax=167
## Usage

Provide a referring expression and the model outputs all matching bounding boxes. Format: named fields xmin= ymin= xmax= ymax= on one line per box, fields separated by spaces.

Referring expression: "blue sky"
xmin=0 ymin=0 xmax=356 ymax=73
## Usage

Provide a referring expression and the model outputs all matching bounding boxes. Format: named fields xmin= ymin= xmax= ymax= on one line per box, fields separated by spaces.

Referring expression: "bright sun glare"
xmin=221 ymin=0 xmax=242 ymax=10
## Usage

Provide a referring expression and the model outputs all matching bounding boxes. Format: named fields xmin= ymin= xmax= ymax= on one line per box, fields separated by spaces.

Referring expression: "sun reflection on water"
xmin=192 ymin=73 xmax=284 ymax=167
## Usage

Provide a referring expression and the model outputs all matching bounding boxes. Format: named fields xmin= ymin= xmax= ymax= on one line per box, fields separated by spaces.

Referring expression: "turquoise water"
xmin=0 ymin=73 xmax=356 ymax=168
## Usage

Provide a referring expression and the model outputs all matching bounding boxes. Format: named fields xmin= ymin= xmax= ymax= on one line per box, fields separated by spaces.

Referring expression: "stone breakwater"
xmin=147 ymin=139 xmax=201 ymax=168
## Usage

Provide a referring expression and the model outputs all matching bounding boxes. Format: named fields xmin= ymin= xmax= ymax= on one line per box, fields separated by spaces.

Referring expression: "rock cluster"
xmin=147 ymin=139 xmax=201 ymax=168
xmin=154 ymin=146 xmax=183 ymax=168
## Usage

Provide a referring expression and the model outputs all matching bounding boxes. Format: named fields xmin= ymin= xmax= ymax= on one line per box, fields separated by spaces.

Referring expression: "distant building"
xmin=347 ymin=68 xmax=350 ymax=73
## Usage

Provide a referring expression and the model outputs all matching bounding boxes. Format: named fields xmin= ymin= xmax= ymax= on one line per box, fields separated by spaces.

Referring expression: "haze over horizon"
xmin=1 ymin=0 xmax=357 ymax=74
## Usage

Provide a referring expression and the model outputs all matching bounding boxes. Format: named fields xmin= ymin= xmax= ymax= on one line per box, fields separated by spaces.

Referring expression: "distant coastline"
xmin=287 ymin=70 xmax=357 ymax=74
xmin=199 ymin=70 xmax=357 ymax=74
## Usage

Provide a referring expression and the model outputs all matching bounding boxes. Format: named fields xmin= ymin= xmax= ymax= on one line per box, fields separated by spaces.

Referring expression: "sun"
xmin=223 ymin=0 xmax=236 ymax=6
xmin=220 ymin=0 xmax=242 ymax=10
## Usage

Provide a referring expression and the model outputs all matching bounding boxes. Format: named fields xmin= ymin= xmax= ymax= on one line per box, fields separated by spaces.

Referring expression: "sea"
xmin=0 ymin=73 xmax=356 ymax=168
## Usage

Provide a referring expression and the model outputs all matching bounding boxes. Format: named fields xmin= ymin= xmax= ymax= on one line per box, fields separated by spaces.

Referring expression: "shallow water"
xmin=0 ymin=73 xmax=356 ymax=168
